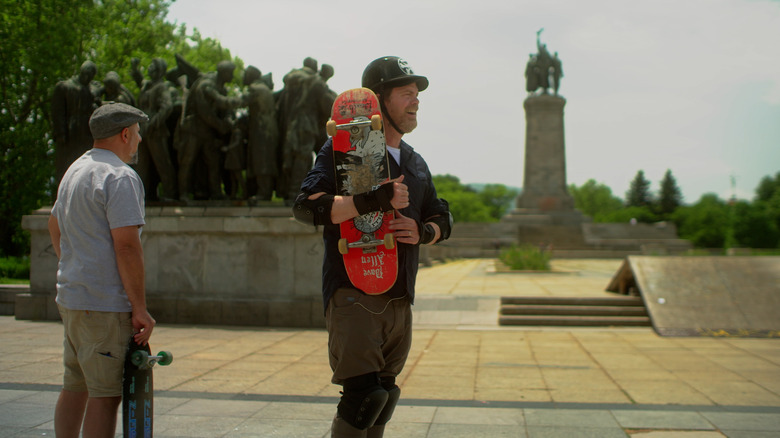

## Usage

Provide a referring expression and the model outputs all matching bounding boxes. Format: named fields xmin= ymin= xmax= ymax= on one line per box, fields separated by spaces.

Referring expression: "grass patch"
xmin=0 ymin=277 xmax=29 ymax=285
xmin=0 ymin=256 xmax=30 ymax=280
xmin=498 ymin=244 xmax=551 ymax=271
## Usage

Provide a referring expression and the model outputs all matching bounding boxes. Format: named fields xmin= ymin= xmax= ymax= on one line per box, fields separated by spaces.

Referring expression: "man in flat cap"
xmin=48 ymin=102 xmax=156 ymax=437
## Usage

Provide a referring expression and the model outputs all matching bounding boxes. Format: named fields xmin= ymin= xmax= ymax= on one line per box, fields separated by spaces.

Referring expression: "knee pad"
xmin=373 ymin=382 xmax=400 ymax=426
xmin=337 ymin=373 xmax=389 ymax=430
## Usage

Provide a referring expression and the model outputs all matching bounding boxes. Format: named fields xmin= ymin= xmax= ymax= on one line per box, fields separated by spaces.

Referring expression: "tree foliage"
xmin=672 ymin=194 xmax=729 ymax=248
xmin=0 ymin=0 xmax=95 ymax=256
xmin=432 ymin=175 xmax=517 ymax=223
xmin=568 ymin=179 xmax=623 ymax=218
xmin=1 ymin=0 xmax=240 ymax=256
xmin=478 ymin=184 xmax=518 ymax=220
xmin=570 ymin=170 xmax=779 ymax=249
xmin=756 ymin=172 xmax=780 ymax=203
xmin=657 ymin=169 xmax=682 ymax=217
xmin=625 ymin=170 xmax=653 ymax=208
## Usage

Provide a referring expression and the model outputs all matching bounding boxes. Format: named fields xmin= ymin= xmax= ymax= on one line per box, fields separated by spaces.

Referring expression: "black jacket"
xmin=298 ymin=138 xmax=450 ymax=311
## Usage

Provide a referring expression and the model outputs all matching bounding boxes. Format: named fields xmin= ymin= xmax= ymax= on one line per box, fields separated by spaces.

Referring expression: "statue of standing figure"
xmin=99 ymin=71 xmax=136 ymax=106
xmin=525 ymin=29 xmax=563 ymax=95
xmin=50 ymin=61 xmax=102 ymax=185
xmin=242 ymin=67 xmax=280 ymax=201
xmin=276 ymin=57 xmax=336 ymax=201
xmin=177 ymin=61 xmax=243 ymax=201
xmin=132 ymin=58 xmax=178 ymax=201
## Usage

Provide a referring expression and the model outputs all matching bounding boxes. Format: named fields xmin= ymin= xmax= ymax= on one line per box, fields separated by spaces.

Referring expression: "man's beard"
xmin=399 ymin=118 xmax=417 ymax=134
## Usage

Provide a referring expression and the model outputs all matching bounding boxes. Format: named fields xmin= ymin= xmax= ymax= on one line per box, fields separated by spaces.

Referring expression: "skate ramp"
xmin=607 ymin=256 xmax=780 ymax=337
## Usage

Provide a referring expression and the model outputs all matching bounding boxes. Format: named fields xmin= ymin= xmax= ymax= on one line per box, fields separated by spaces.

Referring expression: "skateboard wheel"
xmin=157 ymin=351 xmax=173 ymax=366
xmin=370 ymin=114 xmax=382 ymax=131
xmin=131 ymin=350 xmax=149 ymax=368
xmin=326 ymin=120 xmax=337 ymax=137
xmin=384 ymin=233 xmax=395 ymax=249
xmin=338 ymin=238 xmax=348 ymax=255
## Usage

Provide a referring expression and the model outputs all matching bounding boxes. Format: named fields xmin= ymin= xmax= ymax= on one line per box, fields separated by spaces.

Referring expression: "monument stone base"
xmin=21 ymin=206 xmax=327 ymax=328
xmin=502 ymin=207 xmax=590 ymax=249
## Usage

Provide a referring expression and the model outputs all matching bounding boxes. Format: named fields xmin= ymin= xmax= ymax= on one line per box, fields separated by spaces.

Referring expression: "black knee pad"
xmin=373 ymin=384 xmax=400 ymax=426
xmin=337 ymin=373 xmax=389 ymax=430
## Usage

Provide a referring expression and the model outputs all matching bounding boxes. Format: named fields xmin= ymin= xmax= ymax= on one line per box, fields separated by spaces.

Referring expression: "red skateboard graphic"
xmin=327 ymin=88 xmax=398 ymax=294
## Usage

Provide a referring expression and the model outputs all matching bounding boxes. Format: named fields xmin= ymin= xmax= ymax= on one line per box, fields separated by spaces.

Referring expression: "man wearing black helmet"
xmin=293 ymin=57 xmax=453 ymax=437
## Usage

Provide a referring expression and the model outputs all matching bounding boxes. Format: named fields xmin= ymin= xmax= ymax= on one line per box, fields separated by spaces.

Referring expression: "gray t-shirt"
xmin=52 ymin=148 xmax=145 ymax=312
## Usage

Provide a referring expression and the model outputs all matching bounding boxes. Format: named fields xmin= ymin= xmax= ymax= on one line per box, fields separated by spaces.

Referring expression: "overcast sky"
xmin=167 ymin=0 xmax=780 ymax=203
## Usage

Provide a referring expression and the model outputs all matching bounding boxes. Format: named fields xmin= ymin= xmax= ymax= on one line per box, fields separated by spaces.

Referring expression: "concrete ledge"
xmin=21 ymin=206 xmax=325 ymax=327
xmin=0 ymin=285 xmax=29 ymax=316
xmin=14 ymin=292 xmax=58 ymax=321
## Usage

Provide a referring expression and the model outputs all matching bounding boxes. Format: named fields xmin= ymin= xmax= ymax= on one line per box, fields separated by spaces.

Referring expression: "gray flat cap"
xmin=89 ymin=102 xmax=148 ymax=140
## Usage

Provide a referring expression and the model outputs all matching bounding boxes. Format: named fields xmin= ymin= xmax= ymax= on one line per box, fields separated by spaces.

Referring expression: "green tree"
xmin=657 ymin=169 xmax=682 ymax=217
xmin=672 ymin=194 xmax=729 ymax=248
xmin=432 ymin=175 xmax=494 ymax=222
xmin=442 ymin=191 xmax=494 ymax=223
xmin=626 ymin=170 xmax=653 ymax=208
xmin=729 ymin=176 xmax=780 ymax=248
xmin=733 ymin=200 xmax=779 ymax=249
xmin=0 ymin=0 xmax=242 ymax=256
xmin=478 ymin=184 xmax=518 ymax=220
xmin=568 ymin=179 xmax=623 ymax=219
xmin=0 ymin=0 xmax=98 ymax=256
xmin=755 ymin=172 xmax=780 ymax=202
xmin=431 ymin=174 xmax=461 ymax=191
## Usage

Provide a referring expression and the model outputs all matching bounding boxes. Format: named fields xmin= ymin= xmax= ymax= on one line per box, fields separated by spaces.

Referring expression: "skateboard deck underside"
xmin=123 ymin=340 xmax=153 ymax=438
xmin=331 ymin=88 xmax=398 ymax=294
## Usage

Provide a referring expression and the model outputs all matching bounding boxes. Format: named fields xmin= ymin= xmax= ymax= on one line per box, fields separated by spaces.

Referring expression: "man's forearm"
xmin=330 ymin=195 xmax=359 ymax=224
xmin=114 ymin=243 xmax=147 ymax=312
xmin=48 ymin=215 xmax=61 ymax=259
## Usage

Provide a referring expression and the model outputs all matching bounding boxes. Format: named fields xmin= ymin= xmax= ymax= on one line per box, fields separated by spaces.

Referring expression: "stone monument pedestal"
xmin=20 ymin=206 xmax=326 ymax=327
xmin=506 ymin=94 xmax=588 ymax=248
xmin=516 ymin=94 xmax=573 ymax=212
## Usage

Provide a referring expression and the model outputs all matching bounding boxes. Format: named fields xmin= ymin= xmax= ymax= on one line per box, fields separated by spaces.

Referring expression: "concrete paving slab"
xmin=524 ymin=408 xmax=622 ymax=427
xmin=700 ymin=412 xmax=780 ymax=432
xmin=432 ymin=406 xmax=525 ymax=425
xmin=525 ymin=425 xmax=628 ymax=437
xmin=1 ymin=259 xmax=780 ymax=437
xmin=627 ymin=433 xmax=724 ymax=438
xmin=611 ymin=410 xmax=715 ymax=430
xmin=428 ymin=423 xmax=526 ymax=437
xmin=718 ymin=432 xmax=780 ymax=438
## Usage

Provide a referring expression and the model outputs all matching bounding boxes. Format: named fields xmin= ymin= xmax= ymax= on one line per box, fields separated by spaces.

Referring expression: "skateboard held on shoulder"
xmin=329 ymin=88 xmax=398 ymax=294
xmin=122 ymin=337 xmax=173 ymax=438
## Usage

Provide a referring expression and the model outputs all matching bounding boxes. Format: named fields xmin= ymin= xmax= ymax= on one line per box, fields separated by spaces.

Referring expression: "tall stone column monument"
xmin=516 ymin=94 xmax=574 ymax=212
xmin=503 ymin=30 xmax=589 ymax=249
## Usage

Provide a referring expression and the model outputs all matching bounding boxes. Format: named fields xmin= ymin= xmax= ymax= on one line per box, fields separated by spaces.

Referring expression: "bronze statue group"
xmin=525 ymin=29 xmax=563 ymax=95
xmin=50 ymin=55 xmax=336 ymax=203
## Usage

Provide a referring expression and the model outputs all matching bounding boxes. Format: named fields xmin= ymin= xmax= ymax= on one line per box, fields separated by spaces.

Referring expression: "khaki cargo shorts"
xmin=326 ymin=288 xmax=412 ymax=385
xmin=58 ymin=304 xmax=133 ymax=398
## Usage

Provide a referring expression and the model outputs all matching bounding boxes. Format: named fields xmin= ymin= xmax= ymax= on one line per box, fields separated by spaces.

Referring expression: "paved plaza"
xmin=1 ymin=259 xmax=778 ymax=437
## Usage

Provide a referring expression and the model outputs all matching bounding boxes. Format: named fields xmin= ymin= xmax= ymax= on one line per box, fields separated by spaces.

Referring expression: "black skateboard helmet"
xmin=362 ymin=56 xmax=429 ymax=94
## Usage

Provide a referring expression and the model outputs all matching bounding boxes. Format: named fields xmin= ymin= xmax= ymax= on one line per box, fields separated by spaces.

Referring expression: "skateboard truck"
xmin=130 ymin=350 xmax=173 ymax=370
xmin=338 ymin=232 xmax=395 ymax=255
xmin=326 ymin=114 xmax=382 ymax=137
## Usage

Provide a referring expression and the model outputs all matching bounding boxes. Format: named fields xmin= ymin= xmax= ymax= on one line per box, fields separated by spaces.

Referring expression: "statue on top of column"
xmin=525 ymin=28 xmax=563 ymax=95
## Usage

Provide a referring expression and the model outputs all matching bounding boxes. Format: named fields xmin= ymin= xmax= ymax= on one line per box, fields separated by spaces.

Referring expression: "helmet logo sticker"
xmin=397 ymin=58 xmax=414 ymax=75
